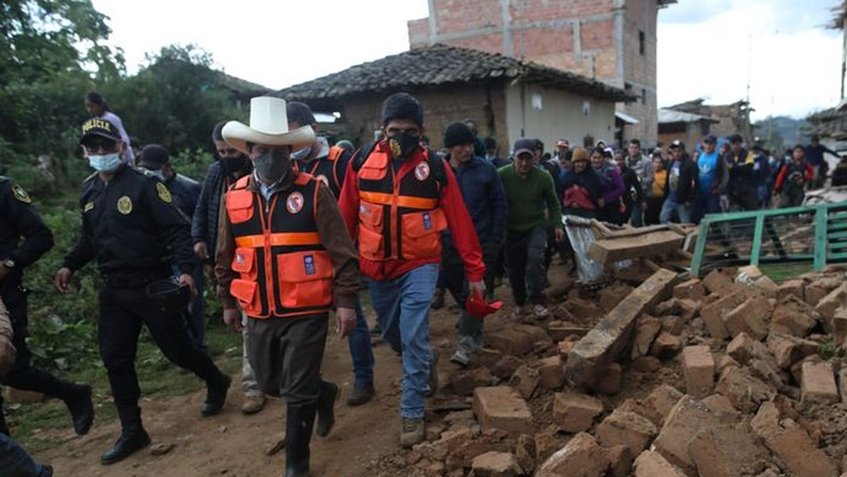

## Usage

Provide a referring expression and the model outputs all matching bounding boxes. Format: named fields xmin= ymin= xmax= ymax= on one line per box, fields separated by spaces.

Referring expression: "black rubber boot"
xmin=315 ymin=380 xmax=338 ymax=437
xmin=101 ymin=405 xmax=149 ymax=465
xmin=64 ymin=382 xmax=94 ymax=435
xmin=201 ymin=372 xmax=231 ymax=417
xmin=285 ymin=403 xmax=316 ymax=477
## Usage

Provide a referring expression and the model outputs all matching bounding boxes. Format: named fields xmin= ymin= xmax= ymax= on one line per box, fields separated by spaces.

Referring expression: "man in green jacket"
xmin=498 ymin=138 xmax=563 ymax=320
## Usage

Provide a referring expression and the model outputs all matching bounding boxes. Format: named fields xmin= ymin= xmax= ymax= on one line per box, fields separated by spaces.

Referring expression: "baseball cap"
xmin=80 ymin=118 xmax=121 ymax=145
xmin=669 ymin=139 xmax=684 ymax=150
xmin=702 ymin=135 xmax=716 ymax=144
xmin=513 ymin=138 xmax=536 ymax=157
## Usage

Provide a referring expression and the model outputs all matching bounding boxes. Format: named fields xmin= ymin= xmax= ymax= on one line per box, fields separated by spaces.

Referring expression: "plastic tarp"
xmin=563 ymin=215 xmax=632 ymax=283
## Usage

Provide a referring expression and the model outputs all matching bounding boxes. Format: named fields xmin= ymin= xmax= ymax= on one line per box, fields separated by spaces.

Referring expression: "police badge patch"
xmin=286 ymin=192 xmax=304 ymax=214
xmin=415 ymin=162 xmax=430 ymax=181
xmin=117 ymin=196 xmax=133 ymax=215
xmin=156 ymin=182 xmax=173 ymax=203
xmin=11 ymin=184 xmax=31 ymax=204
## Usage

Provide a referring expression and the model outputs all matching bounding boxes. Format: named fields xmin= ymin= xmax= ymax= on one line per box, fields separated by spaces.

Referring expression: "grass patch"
xmin=8 ymin=321 xmax=242 ymax=452
xmin=757 ymin=262 xmax=813 ymax=284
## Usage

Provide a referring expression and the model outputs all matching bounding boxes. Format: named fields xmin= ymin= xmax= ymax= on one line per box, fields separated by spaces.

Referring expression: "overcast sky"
xmin=92 ymin=0 xmax=842 ymax=121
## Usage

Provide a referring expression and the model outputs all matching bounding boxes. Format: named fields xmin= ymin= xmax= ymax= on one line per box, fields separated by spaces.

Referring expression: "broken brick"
xmin=508 ymin=365 xmax=539 ymax=400
xmin=804 ymin=276 xmax=842 ymax=306
xmin=770 ymin=296 xmax=818 ymax=337
xmin=702 ymin=269 xmax=736 ymax=295
xmin=688 ymin=423 xmax=769 ymax=477
xmin=700 ymin=292 xmax=746 ymax=340
xmin=565 ymin=297 xmax=603 ymax=319
xmin=471 ymin=451 xmax=523 ymax=477
xmin=450 ymin=368 xmax=494 ymax=396
xmin=716 ymin=354 xmax=740 ymax=374
xmin=764 ymin=426 xmax=838 ymax=477
xmin=833 ymin=307 xmax=847 ymax=345
xmin=726 ymin=332 xmax=769 ymax=365
xmin=715 ymin=366 xmax=775 ymax=413
xmin=682 ymin=345 xmax=715 ymax=399
xmin=633 ymin=450 xmax=687 ymax=477
xmin=537 ymin=356 xmax=564 ymax=390
xmin=767 ymin=332 xmax=819 ymax=369
xmin=673 ymin=278 xmax=706 ymax=301
xmin=631 ymin=315 xmax=662 ymax=359
xmin=641 ymin=384 xmax=684 ymax=428
xmin=652 ymin=396 xmax=726 ymax=474
xmin=650 ymin=332 xmax=683 ymax=360
xmin=537 ymin=432 xmax=609 ymax=477
xmin=472 ymin=387 xmax=533 ymax=436
xmin=814 ymin=283 xmax=847 ymax=329
xmin=801 ymin=360 xmax=839 ymax=405
xmin=595 ymin=409 xmax=658 ymax=454
xmin=557 ymin=337 xmax=578 ymax=362
xmin=491 ymin=355 xmax=522 ymax=380
xmin=723 ymin=295 xmax=770 ymax=340
xmin=630 ymin=356 xmax=661 ymax=373
xmin=777 ymin=278 xmax=805 ymax=301
xmin=700 ymin=394 xmax=739 ymax=416
xmin=552 ymin=392 xmax=604 ymax=433
xmin=605 ymin=444 xmax=634 ymax=477
xmin=515 ymin=434 xmax=536 ymax=476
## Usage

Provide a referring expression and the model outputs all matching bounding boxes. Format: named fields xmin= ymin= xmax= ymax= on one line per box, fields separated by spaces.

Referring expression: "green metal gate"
xmin=690 ymin=202 xmax=847 ymax=277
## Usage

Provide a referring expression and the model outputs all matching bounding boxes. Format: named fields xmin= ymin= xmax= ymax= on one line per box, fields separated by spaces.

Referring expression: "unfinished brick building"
xmin=408 ymin=0 xmax=676 ymax=146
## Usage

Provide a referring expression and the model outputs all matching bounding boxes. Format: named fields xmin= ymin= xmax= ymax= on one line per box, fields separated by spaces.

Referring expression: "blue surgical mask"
xmin=291 ymin=145 xmax=312 ymax=161
xmin=88 ymin=153 xmax=122 ymax=172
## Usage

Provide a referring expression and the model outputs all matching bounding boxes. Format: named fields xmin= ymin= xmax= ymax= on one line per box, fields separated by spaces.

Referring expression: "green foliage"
xmin=819 ymin=340 xmax=837 ymax=360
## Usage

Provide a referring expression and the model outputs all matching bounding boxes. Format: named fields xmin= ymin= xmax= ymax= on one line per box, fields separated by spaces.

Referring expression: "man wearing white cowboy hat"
xmin=215 ymin=96 xmax=359 ymax=477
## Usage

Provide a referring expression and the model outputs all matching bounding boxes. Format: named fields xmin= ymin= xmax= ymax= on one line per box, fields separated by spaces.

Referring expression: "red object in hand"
xmin=465 ymin=290 xmax=503 ymax=319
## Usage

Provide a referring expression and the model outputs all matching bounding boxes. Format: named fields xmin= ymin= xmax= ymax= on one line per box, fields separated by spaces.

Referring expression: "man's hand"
xmin=54 ymin=267 xmax=73 ymax=294
xmin=554 ymin=228 xmax=565 ymax=243
xmin=223 ymin=308 xmax=243 ymax=332
xmin=194 ymin=242 xmax=210 ymax=261
xmin=178 ymin=273 xmax=197 ymax=300
xmin=468 ymin=281 xmax=486 ymax=298
xmin=335 ymin=307 xmax=356 ymax=337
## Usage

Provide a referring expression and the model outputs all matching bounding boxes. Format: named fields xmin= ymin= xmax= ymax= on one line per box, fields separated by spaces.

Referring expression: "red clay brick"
xmin=537 ymin=355 xmax=564 ymax=390
xmin=595 ymin=409 xmax=658 ymax=454
xmin=633 ymin=450 xmax=687 ymax=477
xmin=801 ymin=360 xmax=839 ymax=405
xmin=473 ymin=387 xmax=533 ymax=436
xmin=673 ymin=277 xmax=705 ymax=301
xmin=552 ymin=392 xmax=604 ymax=433
xmin=723 ymin=295 xmax=770 ymax=340
xmin=682 ymin=345 xmax=714 ymax=399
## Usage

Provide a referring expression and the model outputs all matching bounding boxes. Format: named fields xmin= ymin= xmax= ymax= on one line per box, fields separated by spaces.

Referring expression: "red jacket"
xmin=339 ymin=143 xmax=485 ymax=282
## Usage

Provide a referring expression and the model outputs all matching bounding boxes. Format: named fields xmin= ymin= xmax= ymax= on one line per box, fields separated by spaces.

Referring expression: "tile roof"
xmin=275 ymin=44 xmax=634 ymax=103
xmin=658 ymin=108 xmax=718 ymax=124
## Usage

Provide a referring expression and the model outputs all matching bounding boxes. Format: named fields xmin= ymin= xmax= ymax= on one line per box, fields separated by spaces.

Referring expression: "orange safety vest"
xmin=356 ymin=145 xmax=447 ymax=261
xmin=294 ymin=145 xmax=346 ymax=198
xmin=225 ymin=173 xmax=333 ymax=318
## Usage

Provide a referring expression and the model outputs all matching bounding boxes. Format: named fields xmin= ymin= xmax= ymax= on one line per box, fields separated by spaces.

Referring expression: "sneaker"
xmin=240 ymin=394 xmax=266 ymax=415
xmin=450 ymin=348 xmax=471 ymax=367
xmin=510 ymin=304 xmax=530 ymax=319
xmin=424 ymin=348 xmax=439 ymax=398
xmin=400 ymin=418 xmax=425 ymax=448
xmin=346 ymin=383 xmax=375 ymax=406
xmin=532 ymin=304 xmax=550 ymax=319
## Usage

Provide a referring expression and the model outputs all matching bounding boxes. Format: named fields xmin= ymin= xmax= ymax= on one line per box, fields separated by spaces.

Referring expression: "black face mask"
xmin=252 ymin=149 xmax=290 ymax=184
xmin=388 ymin=132 xmax=421 ymax=159
xmin=222 ymin=155 xmax=249 ymax=175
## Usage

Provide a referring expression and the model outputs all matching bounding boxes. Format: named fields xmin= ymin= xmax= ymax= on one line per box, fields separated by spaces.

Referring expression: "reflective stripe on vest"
xmin=356 ymin=146 xmax=447 ymax=261
xmin=225 ymin=173 xmax=332 ymax=319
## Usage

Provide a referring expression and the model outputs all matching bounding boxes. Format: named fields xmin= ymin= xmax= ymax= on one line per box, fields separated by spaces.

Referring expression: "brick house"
xmin=657 ymin=108 xmax=718 ymax=149
xmin=275 ymin=44 xmax=632 ymax=154
xmin=407 ymin=0 xmax=676 ymax=145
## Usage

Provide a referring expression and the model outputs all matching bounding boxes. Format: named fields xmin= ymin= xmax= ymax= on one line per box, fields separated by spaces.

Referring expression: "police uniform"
xmin=0 ymin=178 xmax=93 ymax=436
xmin=61 ymin=164 xmax=230 ymax=439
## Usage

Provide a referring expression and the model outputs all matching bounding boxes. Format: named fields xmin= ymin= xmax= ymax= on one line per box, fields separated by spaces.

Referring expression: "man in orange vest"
xmin=338 ymin=92 xmax=486 ymax=448
xmin=215 ymin=97 xmax=359 ymax=477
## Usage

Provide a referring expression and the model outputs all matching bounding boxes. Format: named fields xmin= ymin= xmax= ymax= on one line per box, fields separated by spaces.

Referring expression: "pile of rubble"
xmin=378 ymin=264 xmax=847 ymax=477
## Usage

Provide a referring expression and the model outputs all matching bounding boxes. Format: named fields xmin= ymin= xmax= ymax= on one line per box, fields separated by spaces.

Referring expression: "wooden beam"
xmin=588 ymin=230 xmax=686 ymax=264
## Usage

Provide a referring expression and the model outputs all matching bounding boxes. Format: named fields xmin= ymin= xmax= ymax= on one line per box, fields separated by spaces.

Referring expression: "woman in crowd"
xmin=561 ymin=147 xmax=604 ymax=218
xmin=84 ymin=91 xmax=134 ymax=164
xmin=590 ymin=147 xmax=625 ymax=224
xmin=645 ymin=153 xmax=668 ymax=225
xmin=614 ymin=150 xmax=643 ymax=226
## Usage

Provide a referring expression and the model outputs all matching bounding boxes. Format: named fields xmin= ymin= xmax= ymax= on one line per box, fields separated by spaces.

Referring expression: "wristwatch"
xmin=2 ymin=259 xmax=15 ymax=270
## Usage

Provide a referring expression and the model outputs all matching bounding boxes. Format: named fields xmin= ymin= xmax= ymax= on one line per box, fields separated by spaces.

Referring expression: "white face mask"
xmin=290 ymin=145 xmax=312 ymax=161
xmin=88 ymin=153 xmax=122 ymax=172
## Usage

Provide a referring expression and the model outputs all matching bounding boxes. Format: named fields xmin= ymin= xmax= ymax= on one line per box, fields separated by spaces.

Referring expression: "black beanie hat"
xmin=286 ymin=101 xmax=316 ymax=126
xmin=381 ymin=92 xmax=424 ymax=127
xmin=138 ymin=144 xmax=170 ymax=170
xmin=443 ymin=122 xmax=475 ymax=148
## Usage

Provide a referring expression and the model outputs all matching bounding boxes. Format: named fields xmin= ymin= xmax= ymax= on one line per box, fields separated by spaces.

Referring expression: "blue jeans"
xmin=630 ymin=202 xmax=644 ymax=227
xmin=0 ymin=433 xmax=51 ymax=476
xmin=690 ymin=193 xmax=720 ymax=225
xmin=367 ymin=264 xmax=438 ymax=419
xmin=347 ymin=299 xmax=375 ymax=389
xmin=659 ymin=197 xmax=691 ymax=224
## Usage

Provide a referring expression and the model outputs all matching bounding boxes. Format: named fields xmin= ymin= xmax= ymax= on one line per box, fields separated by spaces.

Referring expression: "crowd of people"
xmin=1 ymin=89 xmax=844 ymax=477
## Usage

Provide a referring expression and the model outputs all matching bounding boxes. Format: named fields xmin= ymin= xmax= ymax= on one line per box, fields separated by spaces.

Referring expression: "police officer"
xmin=0 ymin=176 xmax=93 ymax=438
xmin=137 ymin=144 xmax=207 ymax=354
xmin=54 ymin=118 xmax=231 ymax=465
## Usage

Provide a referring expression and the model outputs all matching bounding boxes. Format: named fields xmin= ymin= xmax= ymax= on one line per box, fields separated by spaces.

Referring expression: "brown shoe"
xmin=240 ymin=394 xmax=266 ymax=415
xmin=400 ymin=418 xmax=424 ymax=448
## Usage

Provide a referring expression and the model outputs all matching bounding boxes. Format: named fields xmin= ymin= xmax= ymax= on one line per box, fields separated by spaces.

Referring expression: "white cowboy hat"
xmin=222 ymin=97 xmax=315 ymax=154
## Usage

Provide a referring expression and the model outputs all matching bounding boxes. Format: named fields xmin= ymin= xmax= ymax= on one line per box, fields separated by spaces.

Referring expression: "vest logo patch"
xmin=117 ymin=196 xmax=133 ymax=215
xmin=423 ymin=212 xmax=432 ymax=230
xmin=303 ymin=255 xmax=316 ymax=275
xmin=415 ymin=162 xmax=430 ymax=181
xmin=287 ymin=192 xmax=304 ymax=214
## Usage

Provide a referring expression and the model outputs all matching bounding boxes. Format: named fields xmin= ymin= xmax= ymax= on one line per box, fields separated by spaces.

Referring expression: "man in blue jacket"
xmin=439 ymin=122 xmax=507 ymax=366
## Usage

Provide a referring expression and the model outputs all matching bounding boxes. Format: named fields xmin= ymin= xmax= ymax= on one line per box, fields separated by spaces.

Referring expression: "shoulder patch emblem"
xmin=117 ymin=196 xmax=133 ymax=215
xmin=286 ymin=192 xmax=304 ymax=214
xmin=415 ymin=162 xmax=430 ymax=181
xmin=156 ymin=182 xmax=172 ymax=203
xmin=84 ymin=201 xmax=94 ymax=213
xmin=12 ymin=184 xmax=31 ymax=204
